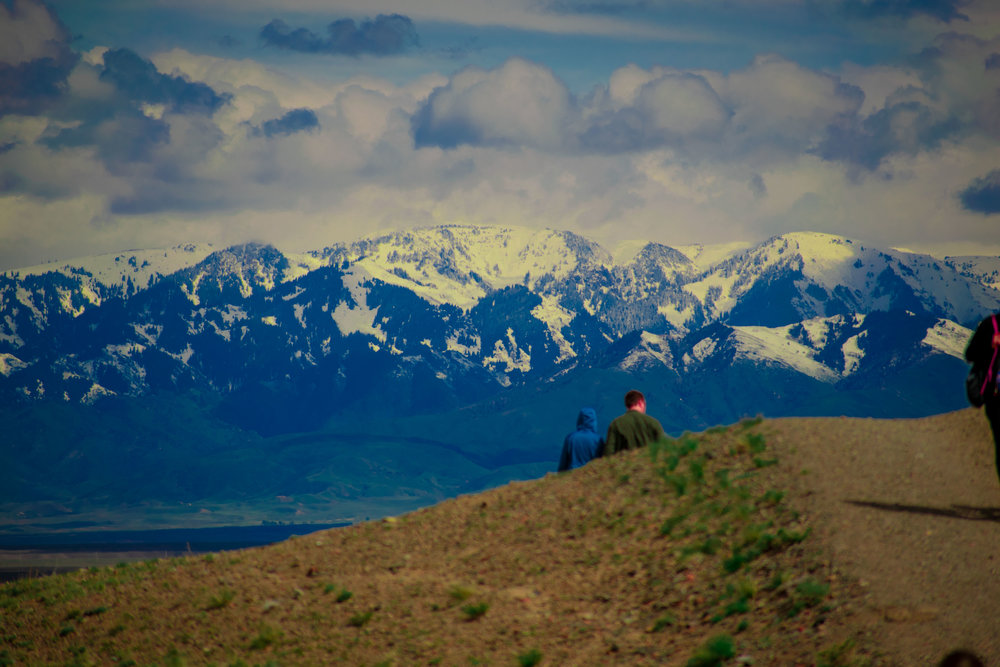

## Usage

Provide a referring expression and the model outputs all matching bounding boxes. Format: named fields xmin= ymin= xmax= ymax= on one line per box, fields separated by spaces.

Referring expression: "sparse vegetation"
xmin=461 ymin=602 xmax=489 ymax=620
xmin=448 ymin=583 xmax=476 ymax=602
xmin=0 ymin=418 xmax=889 ymax=665
xmin=206 ymin=589 xmax=235 ymax=610
xmin=249 ymin=623 xmax=283 ymax=650
xmin=687 ymin=634 xmax=736 ymax=667
xmin=517 ymin=648 xmax=543 ymax=666
xmin=348 ymin=610 xmax=374 ymax=628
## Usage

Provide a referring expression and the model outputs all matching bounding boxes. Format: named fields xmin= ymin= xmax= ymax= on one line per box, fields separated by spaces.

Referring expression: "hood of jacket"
xmin=576 ymin=407 xmax=598 ymax=432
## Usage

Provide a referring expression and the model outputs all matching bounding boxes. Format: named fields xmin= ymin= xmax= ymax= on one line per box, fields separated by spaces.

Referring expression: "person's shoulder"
xmin=976 ymin=313 xmax=1000 ymax=331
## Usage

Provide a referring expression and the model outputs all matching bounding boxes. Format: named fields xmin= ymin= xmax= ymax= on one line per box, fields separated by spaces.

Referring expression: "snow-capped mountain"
xmin=1 ymin=225 xmax=996 ymax=428
xmin=5 ymin=224 xmax=999 ymax=526
xmin=683 ymin=232 xmax=997 ymax=328
xmin=680 ymin=311 xmax=968 ymax=382
xmin=945 ymin=255 xmax=1000 ymax=292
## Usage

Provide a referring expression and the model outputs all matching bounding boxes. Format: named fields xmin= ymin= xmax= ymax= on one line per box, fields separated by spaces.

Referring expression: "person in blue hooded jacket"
xmin=558 ymin=407 xmax=605 ymax=472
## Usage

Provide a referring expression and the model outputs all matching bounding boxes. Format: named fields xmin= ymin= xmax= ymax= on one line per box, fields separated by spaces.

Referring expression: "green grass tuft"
xmin=348 ymin=610 xmax=374 ymax=628
xmin=448 ymin=584 xmax=475 ymax=602
xmin=205 ymin=589 xmax=235 ymax=610
xmin=687 ymin=634 xmax=736 ymax=667
xmin=249 ymin=624 xmax=283 ymax=650
xmin=517 ymin=648 xmax=543 ymax=666
xmin=461 ymin=602 xmax=489 ymax=620
xmin=651 ymin=614 xmax=676 ymax=632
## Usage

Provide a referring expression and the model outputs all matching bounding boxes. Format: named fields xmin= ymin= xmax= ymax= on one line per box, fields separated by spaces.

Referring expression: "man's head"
xmin=624 ymin=390 xmax=646 ymax=413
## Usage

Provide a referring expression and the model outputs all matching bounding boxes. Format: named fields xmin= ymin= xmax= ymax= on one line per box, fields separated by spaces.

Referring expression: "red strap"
xmin=983 ymin=315 xmax=999 ymax=396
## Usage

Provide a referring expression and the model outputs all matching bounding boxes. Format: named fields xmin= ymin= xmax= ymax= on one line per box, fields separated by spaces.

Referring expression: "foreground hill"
xmin=2 ymin=409 xmax=997 ymax=665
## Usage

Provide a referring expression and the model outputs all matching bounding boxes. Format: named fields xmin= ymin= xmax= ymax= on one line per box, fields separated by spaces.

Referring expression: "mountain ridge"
xmin=2 ymin=225 xmax=993 ymax=407
xmin=1 ymin=225 xmax=996 ymax=527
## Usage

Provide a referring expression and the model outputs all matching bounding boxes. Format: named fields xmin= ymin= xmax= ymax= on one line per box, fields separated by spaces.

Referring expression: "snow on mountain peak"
xmin=730 ymin=323 xmax=839 ymax=382
xmin=945 ymin=256 xmax=1000 ymax=292
xmin=610 ymin=239 xmax=649 ymax=265
xmin=674 ymin=241 xmax=752 ymax=272
xmin=620 ymin=331 xmax=672 ymax=370
xmin=7 ymin=244 xmax=217 ymax=291
xmin=332 ymin=224 xmax=610 ymax=309
xmin=680 ymin=231 xmax=996 ymax=327
xmin=922 ymin=318 xmax=971 ymax=360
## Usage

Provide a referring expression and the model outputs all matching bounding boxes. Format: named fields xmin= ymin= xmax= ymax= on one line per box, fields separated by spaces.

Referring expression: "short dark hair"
xmin=938 ymin=650 xmax=985 ymax=667
xmin=624 ymin=390 xmax=645 ymax=409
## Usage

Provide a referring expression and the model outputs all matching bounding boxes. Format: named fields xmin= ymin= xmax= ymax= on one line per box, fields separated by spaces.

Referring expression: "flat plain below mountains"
xmin=1 ymin=408 xmax=997 ymax=665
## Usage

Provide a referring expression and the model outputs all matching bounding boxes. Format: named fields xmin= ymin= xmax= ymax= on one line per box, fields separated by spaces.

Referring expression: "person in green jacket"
xmin=603 ymin=389 xmax=665 ymax=455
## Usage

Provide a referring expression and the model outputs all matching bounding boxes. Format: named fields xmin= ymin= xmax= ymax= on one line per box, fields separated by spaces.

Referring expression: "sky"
xmin=1 ymin=0 xmax=999 ymax=270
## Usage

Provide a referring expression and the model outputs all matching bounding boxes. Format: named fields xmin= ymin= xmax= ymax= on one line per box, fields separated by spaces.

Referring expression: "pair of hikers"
xmin=557 ymin=389 xmax=665 ymax=472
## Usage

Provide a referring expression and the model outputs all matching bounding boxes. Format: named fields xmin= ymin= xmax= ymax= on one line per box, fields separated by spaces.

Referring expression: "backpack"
xmin=966 ymin=315 xmax=999 ymax=408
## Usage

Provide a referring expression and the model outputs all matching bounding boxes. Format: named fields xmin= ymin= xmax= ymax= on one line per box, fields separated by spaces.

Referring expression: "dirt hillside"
xmin=1 ymin=408 xmax=997 ymax=666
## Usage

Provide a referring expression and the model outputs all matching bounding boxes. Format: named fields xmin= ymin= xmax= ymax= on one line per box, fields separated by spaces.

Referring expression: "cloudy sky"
xmin=1 ymin=0 xmax=999 ymax=270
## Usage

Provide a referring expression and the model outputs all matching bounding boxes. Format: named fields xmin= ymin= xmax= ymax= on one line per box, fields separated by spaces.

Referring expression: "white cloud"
xmin=838 ymin=63 xmax=922 ymax=115
xmin=152 ymin=49 xmax=337 ymax=110
xmin=0 ymin=0 xmax=68 ymax=65
xmin=1 ymin=3 xmax=998 ymax=272
xmin=721 ymin=54 xmax=863 ymax=150
xmin=415 ymin=58 xmax=573 ymax=149
xmin=634 ymin=72 xmax=729 ymax=139
xmin=915 ymin=33 xmax=1000 ymax=138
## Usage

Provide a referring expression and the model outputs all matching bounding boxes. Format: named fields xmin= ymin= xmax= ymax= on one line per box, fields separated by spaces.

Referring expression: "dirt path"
xmin=764 ymin=408 xmax=1000 ymax=665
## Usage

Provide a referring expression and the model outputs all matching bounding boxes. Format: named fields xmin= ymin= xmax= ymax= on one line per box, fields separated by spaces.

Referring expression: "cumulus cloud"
xmin=804 ymin=33 xmax=1000 ymax=171
xmin=642 ymin=74 xmax=731 ymax=136
xmin=413 ymin=58 xmax=573 ymax=149
xmin=574 ymin=56 xmax=865 ymax=161
xmin=46 ymin=111 xmax=170 ymax=170
xmin=0 ymin=0 xmax=71 ymax=65
xmin=409 ymin=48 xmax=989 ymax=179
xmin=100 ymin=49 xmax=230 ymax=115
xmin=4 ymin=0 xmax=1000 ymax=269
xmin=260 ymin=14 xmax=419 ymax=56
xmin=720 ymin=55 xmax=864 ymax=155
xmin=251 ymin=108 xmax=320 ymax=138
xmin=815 ymin=100 xmax=959 ymax=170
xmin=0 ymin=0 xmax=78 ymax=116
xmin=18 ymin=48 xmax=233 ymax=195
xmin=581 ymin=72 xmax=731 ymax=153
xmin=960 ymin=169 xmax=1000 ymax=214
xmin=911 ymin=33 xmax=1000 ymax=138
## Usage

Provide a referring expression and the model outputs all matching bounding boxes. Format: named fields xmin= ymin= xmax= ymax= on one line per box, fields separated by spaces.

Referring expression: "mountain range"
xmin=2 ymin=226 xmax=997 ymax=528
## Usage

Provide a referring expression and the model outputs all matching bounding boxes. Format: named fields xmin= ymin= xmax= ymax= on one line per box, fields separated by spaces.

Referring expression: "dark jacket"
xmin=965 ymin=313 xmax=1000 ymax=367
xmin=558 ymin=408 xmax=604 ymax=472
xmin=604 ymin=409 xmax=665 ymax=456
xmin=966 ymin=313 xmax=1000 ymax=405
